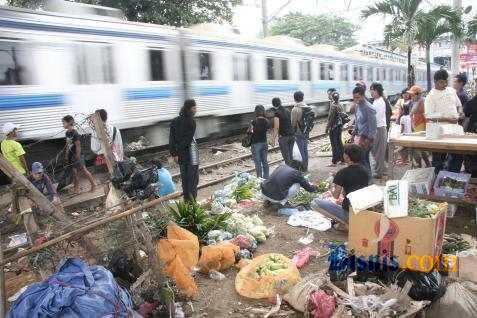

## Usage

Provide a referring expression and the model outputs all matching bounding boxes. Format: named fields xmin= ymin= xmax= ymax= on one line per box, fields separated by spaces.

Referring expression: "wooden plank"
xmin=412 ymin=193 xmax=476 ymax=206
xmin=0 ymin=228 xmax=5 ymax=318
xmin=389 ymin=135 xmax=477 ymax=154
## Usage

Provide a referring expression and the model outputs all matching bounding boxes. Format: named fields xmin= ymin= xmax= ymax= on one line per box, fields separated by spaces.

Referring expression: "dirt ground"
xmin=2 ymin=141 xmax=476 ymax=317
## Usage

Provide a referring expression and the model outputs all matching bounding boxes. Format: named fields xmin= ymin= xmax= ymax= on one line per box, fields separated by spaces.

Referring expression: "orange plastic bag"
xmin=235 ymin=253 xmax=301 ymax=299
xmin=198 ymin=242 xmax=239 ymax=273
xmin=156 ymin=224 xmax=200 ymax=298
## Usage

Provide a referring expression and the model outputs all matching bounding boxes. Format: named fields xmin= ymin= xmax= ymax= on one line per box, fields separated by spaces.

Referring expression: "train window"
xmin=266 ymin=57 xmax=289 ymax=80
xmin=233 ymin=53 xmax=251 ymax=81
xmin=149 ymin=49 xmax=165 ymax=81
xmin=319 ymin=63 xmax=334 ymax=80
xmin=353 ymin=66 xmax=363 ymax=81
xmin=0 ymin=40 xmax=29 ymax=85
xmin=299 ymin=60 xmax=311 ymax=81
xmin=340 ymin=64 xmax=348 ymax=81
xmin=75 ymin=43 xmax=115 ymax=84
xmin=199 ymin=52 xmax=212 ymax=80
xmin=367 ymin=67 xmax=373 ymax=81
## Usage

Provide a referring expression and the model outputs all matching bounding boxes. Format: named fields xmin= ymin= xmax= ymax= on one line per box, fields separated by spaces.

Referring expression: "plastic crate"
xmin=433 ymin=171 xmax=471 ymax=198
xmin=401 ymin=167 xmax=435 ymax=195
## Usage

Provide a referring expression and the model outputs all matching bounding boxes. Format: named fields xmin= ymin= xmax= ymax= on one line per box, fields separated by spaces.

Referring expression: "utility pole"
xmin=451 ymin=0 xmax=462 ymax=76
xmin=261 ymin=0 xmax=268 ymax=37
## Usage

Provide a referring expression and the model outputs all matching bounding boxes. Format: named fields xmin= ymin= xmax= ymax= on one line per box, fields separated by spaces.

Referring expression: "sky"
xmin=234 ymin=0 xmax=476 ymax=44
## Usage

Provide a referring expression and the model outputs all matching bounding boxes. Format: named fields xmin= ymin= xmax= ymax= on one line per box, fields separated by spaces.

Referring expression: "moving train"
xmin=0 ymin=1 xmax=440 ymax=148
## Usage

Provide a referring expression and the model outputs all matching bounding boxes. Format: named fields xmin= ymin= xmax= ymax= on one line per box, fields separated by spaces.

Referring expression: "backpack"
xmin=298 ymin=107 xmax=315 ymax=137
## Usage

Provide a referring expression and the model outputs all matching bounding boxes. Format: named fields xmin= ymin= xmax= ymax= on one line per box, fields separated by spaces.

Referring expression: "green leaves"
xmin=168 ymin=200 xmax=230 ymax=240
xmin=8 ymin=0 xmax=239 ymax=27
xmin=269 ymin=13 xmax=358 ymax=50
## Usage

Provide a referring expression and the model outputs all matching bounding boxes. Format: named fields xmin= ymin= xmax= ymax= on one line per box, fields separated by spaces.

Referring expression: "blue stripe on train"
xmin=0 ymin=94 xmax=65 ymax=110
xmin=254 ymin=84 xmax=300 ymax=93
xmin=196 ymin=86 xmax=230 ymax=96
xmin=124 ymin=88 xmax=175 ymax=101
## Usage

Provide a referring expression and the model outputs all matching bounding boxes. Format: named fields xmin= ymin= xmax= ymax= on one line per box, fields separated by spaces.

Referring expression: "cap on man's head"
xmin=32 ymin=162 xmax=44 ymax=174
xmin=2 ymin=122 xmax=20 ymax=135
xmin=406 ymin=85 xmax=422 ymax=96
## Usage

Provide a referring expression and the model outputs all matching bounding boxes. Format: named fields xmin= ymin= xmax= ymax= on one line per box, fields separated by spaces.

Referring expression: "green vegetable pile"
xmin=233 ymin=182 xmax=254 ymax=202
xmin=169 ymin=200 xmax=230 ymax=240
xmin=316 ymin=181 xmax=330 ymax=194
xmin=255 ymin=255 xmax=287 ymax=277
xmin=408 ymin=199 xmax=444 ymax=218
xmin=443 ymin=233 xmax=471 ymax=254
xmin=440 ymin=177 xmax=466 ymax=191
xmin=288 ymin=189 xmax=318 ymax=207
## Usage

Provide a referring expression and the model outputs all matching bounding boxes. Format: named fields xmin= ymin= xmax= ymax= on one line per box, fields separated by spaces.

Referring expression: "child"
xmin=28 ymin=162 xmax=60 ymax=205
xmin=1 ymin=122 xmax=28 ymax=175
xmin=62 ymin=115 xmax=96 ymax=194
xmin=396 ymin=103 xmax=412 ymax=166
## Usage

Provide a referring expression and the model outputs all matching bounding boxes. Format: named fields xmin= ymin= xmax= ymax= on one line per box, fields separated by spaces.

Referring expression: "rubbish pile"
xmin=126 ymin=136 xmax=151 ymax=152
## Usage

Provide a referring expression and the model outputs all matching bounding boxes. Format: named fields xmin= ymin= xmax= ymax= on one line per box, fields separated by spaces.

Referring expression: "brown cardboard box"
xmin=446 ymin=252 xmax=477 ymax=283
xmin=348 ymin=208 xmax=447 ymax=271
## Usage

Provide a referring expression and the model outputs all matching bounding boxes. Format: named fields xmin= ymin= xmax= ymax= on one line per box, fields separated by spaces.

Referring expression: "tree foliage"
xmin=7 ymin=0 xmax=239 ymax=27
xmin=269 ymin=13 xmax=358 ymax=50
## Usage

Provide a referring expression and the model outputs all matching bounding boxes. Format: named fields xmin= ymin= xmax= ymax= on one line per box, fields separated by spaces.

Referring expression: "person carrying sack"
xmin=291 ymin=91 xmax=315 ymax=172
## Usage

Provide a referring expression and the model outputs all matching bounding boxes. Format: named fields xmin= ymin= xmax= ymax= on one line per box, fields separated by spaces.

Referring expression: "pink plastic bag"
xmin=309 ymin=290 xmax=336 ymax=318
xmin=292 ymin=247 xmax=319 ymax=269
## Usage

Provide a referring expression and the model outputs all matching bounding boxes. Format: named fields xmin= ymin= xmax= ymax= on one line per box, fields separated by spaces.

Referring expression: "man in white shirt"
xmin=424 ymin=69 xmax=463 ymax=173
xmin=369 ymin=82 xmax=387 ymax=179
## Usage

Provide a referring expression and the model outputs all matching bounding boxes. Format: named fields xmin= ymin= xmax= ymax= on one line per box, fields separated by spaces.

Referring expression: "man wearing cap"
xmin=28 ymin=162 xmax=60 ymax=204
xmin=1 ymin=122 xmax=28 ymax=175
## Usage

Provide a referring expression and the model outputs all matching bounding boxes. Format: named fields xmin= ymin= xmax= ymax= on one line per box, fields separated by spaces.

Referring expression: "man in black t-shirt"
xmin=271 ymin=97 xmax=294 ymax=165
xmin=313 ymin=144 xmax=369 ymax=226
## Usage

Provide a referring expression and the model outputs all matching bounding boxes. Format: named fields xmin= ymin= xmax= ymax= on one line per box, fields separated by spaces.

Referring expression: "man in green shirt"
xmin=1 ymin=122 xmax=28 ymax=175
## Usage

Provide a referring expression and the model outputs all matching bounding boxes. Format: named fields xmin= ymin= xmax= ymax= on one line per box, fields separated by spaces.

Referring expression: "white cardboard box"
xmin=401 ymin=167 xmax=435 ymax=195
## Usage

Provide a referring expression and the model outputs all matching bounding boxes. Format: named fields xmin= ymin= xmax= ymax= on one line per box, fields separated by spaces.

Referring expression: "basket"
xmin=433 ymin=171 xmax=471 ymax=198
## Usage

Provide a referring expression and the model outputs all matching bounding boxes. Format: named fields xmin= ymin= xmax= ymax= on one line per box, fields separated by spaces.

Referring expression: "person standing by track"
xmin=249 ymin=105 xmax=271 ymax=179
xmin=169 ymin=99 xmax=199 ymax=202
xmin=291 ymin=91 xmax=314 ymax=172
xmin=271 ymin=97 xmax=294 ymax=165
xmin=369 ymin=82 xmax=388 ymax=179
xmin=325 ymin=91 xmax=345 ymax=166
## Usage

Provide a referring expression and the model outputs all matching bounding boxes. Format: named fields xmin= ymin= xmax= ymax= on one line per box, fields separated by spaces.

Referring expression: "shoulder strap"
xmin=112 ymin=126 xmax=117 ymax=143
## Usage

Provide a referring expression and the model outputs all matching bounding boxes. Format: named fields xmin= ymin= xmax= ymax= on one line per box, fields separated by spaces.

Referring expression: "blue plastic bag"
xmin=8 ymin=258 xmax=134 ymax=318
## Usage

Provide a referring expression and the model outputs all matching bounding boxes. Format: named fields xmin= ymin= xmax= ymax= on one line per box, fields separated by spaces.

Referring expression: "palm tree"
xmin=414 ymin=6 xmax=463 ymax=91
xmin=362 ymin=0 xmax=423 ymax=86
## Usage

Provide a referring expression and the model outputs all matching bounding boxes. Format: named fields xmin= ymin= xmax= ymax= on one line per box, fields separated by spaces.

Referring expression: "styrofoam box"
xmin=401 ymin=167 xmax=435 ymax=195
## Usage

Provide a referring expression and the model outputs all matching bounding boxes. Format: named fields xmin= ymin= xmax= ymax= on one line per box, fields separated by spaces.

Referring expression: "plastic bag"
xmin=427 ymin=281 xmax=477 ymax=318
xmin=231 ymin=234 xmax=257 ymax=251
xmin=292 ymin=141 xmax=302 ymax=162
xmin=309 ymin=290 xmax=336 ymax=318
xmin=292 ymin=247 xmax=319 ymax=269
xmin=328 ymin=244 xmax=350 ymax=282
xmin=235 ymin=253 xmax=301 ymax=299
xmin=394 ymin=270 xmax=446 ymax=301
xmin=156 ymin=224 xmax=199 ymax=298
xmin=198 ymin=242 xmax=239 ymax=274
xmin=284 ymin=273 xmax=327 ymax=313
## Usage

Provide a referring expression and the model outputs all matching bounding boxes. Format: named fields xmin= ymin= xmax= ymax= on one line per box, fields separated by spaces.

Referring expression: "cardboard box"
xmin=348 ymin=207 xmax=447 ymax=272
xmin=445 ymin=252 xmax=477 ymax=283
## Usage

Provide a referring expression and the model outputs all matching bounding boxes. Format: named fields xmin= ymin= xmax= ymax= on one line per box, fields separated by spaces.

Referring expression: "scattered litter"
xmin=284 ymin=272 xmax=328 ymax=312
xmin=309 ymin=290 xmax=336 ymax=318
xmin=231 ymin=234 xmax=257 ymax=251
xmin=292 ymin=247 xmax=320 ymax=269
xmin=126 ymin=136 xmax=151 ymax=152
xmin=264 ymin=295 xmax=282 ymax=318
xmin=298 ymin=232 xmax=314 ymax=245
xmin=394 ymin=270 xmax=446 ymax=301
xmin=278 ymin=207 xmax=299 ymax=217
xmin=7 ymin=233 xmax=28 ymax=248
xmin=71 ymin=212 xmax=80 ymax=216
xmin=209 ymin=270 xmax=226 ymax=281
xmin=239 ymin=249 xmax=252 ymax=259
xmin=287 ymin=210 xmax=332 ymax=231
xmin=427 ymin=281 xmax=477 ymax=318
xmin=8 ymin=286 xmax=28 ymax=303
xmin=225 ymin=213 xmax=269 ymax=243
xmin=138 ymin=250 xmax=147 ymax=258
xmin=206 ymin=230 xmax=233 ymax=245
xmin=174 ymin=302 xmax=185 ymax=318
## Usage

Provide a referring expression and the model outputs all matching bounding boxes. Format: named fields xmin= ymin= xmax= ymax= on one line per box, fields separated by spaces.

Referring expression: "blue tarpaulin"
xmin=8 ymin=258 xmax=134 ymax=318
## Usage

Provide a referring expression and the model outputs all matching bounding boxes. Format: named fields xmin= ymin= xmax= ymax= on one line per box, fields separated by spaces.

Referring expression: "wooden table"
xmin=388 ymin=133 xmax=477 ymax=220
